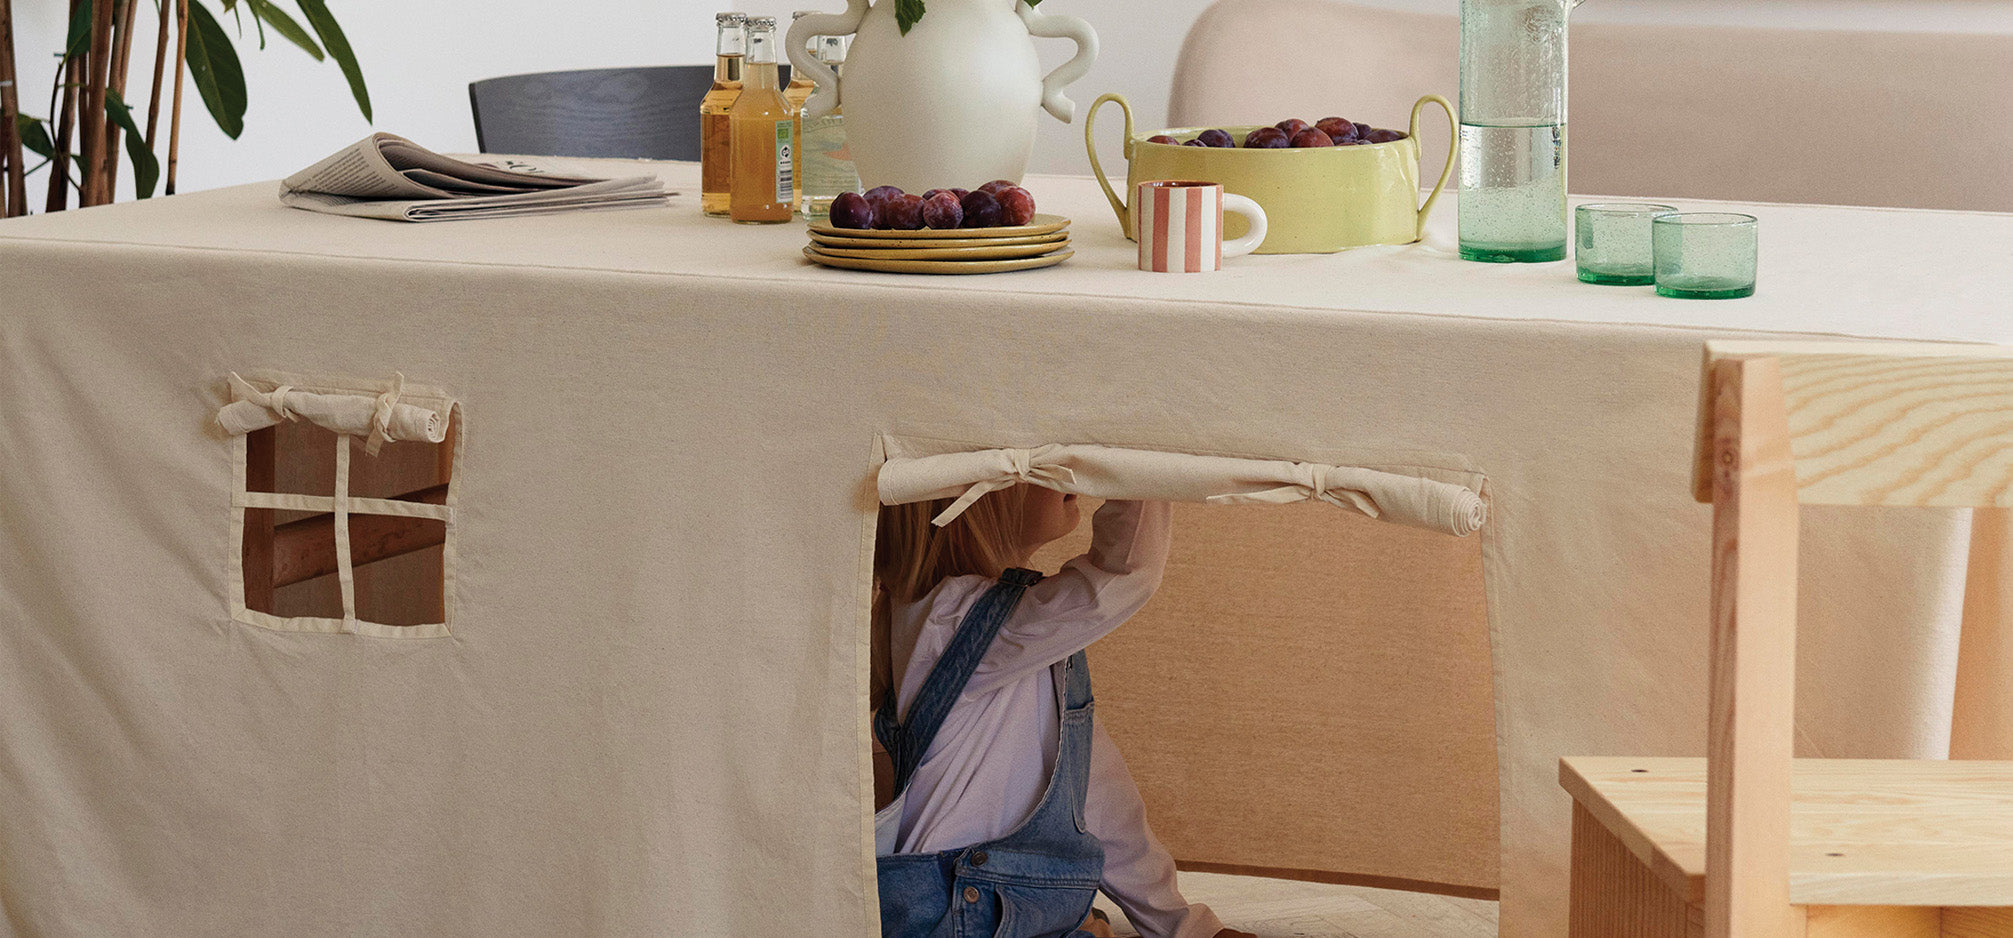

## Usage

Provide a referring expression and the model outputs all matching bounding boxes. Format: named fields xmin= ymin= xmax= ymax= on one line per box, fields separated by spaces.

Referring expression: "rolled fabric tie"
xmin=880 ymin=442 xmax=1485 ymax=537
xmin=216 ymin=372 xmax=448 ymax=448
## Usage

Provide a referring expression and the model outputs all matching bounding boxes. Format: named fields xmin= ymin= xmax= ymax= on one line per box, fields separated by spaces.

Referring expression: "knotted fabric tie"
xmin=365 ymin=372 xmax=405 ymax=456
xmin=228 ymin=373 xmax=298 ymax=423
xmin=930 ymin=447 xmax=1079 ymax=527
xmin=1205 ymin=463 xmax=1380 ymax=517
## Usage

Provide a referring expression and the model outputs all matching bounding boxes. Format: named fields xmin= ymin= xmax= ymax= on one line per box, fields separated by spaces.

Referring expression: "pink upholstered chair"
xmin=1171 ymin=0 xmax=2013 ymax=211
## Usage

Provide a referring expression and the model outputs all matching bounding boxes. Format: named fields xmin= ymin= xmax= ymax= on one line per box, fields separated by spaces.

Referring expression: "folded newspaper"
xmin=280 ymin=133 xmax=669 ymax=221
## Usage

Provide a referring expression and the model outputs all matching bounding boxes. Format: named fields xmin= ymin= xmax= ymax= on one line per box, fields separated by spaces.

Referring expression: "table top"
xmin=4 ymin=159 xmax=2010 ymax=346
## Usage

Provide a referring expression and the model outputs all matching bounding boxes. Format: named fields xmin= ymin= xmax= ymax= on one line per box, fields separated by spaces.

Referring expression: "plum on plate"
xmin=995 ymin=186 xmax=1036 ymax=226
xmin=960 ymin=190 xmax=1005 ymax=228
xmin=976 ymin=179 xmax=1018 ymax=197
xmin=922 ymin=190 xmax=963 ymax=229
xmin=829 ymin=191 xmax=875 ymax=229
xmin=863 ymin=185 xmax=904 ymax=206
xmin=878 ymin=193 xmax=925 ymax=230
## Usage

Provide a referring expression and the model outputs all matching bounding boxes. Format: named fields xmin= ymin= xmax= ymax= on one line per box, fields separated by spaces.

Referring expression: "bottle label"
xmin=774 ymin=121 xmax=794 ymax=204
xmin=800 ymin=114 xmax=860 ymax=199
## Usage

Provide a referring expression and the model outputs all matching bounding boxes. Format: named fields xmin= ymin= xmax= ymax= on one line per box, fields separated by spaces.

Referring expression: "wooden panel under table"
xmin=1562 ymin=756 xmax=2013 ymax=936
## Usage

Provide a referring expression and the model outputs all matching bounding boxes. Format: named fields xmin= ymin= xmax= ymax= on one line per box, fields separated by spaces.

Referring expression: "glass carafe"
xmin=1458 ymin=0 xmax=1584 ymax=263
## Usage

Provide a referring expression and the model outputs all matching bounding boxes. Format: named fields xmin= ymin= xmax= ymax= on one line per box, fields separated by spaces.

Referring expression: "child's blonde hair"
xmin=871 ymin=485 xmax=1033 ymax=713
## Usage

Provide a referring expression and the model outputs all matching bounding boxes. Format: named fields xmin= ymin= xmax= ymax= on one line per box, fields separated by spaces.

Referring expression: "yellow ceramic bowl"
xmin=1085 ymin=93 xmax=1454 ymax=254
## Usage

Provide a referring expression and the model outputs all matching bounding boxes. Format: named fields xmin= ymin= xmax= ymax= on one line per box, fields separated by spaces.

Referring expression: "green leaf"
xmin=64 ymin=0 xmax=95 ymax=61
xmin=16 ymin=115 xmax=56 ymax=159
xmin=294 ymin=0 xmax=370 ymax=122
xmin=248 ymin=0 xmax=321 ymax=60
xmin=105 ymin=90 xmax=161 ymax=198
xmin=184 ymin=1 xmax=248 ymax=139
xmin=895 ymin=0 xmax=924 ymax=34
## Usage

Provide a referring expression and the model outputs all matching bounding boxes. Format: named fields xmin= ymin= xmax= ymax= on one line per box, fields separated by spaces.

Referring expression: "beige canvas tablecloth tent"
xmin=2 ymin=165 xmax=2007 ymax=936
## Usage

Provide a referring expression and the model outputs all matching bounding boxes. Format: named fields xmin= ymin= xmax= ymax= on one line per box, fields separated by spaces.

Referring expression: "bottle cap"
xmin=716 ymin=12 xmax=746 ymax=25
xmin=746 ymin=15 xmax=777 ymax=28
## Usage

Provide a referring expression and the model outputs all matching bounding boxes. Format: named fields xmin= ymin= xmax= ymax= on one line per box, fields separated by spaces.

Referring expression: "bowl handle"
xmin=1410 ymin=94 xmax=1456 ymax=239
xmin=1085 ymin=93 xmax=1134 ymax=237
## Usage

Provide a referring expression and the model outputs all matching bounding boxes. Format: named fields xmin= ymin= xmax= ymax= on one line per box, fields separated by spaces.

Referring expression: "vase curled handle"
xmin=785 ymin=0 xmax=868 ymax=120
xmin=1018 ymin=2 xmax=1098 ymax=123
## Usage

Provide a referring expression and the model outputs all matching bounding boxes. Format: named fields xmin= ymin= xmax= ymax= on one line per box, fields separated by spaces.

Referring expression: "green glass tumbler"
xmin=1576 ymin=202 xmax=1676 ymax=285
xmin=1653 ymin=212 xmax=1758 ymax=299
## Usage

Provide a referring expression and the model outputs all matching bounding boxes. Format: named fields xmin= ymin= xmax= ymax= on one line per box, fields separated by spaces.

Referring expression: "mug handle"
xmin=785 ymin=0 xmax=869 ymax=120
xmin=1221 ymin=194 xmax=1268 ymax=258
xmin=1019 ymin=2 xmax=1099 ymax=123
xmin=1410 ymin=94 xmax=1457 ymax=240
xmin=1085 ymin=93 xmax=1134 ymax=237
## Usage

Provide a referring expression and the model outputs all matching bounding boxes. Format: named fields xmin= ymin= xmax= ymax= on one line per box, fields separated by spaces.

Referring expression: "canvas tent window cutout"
xmin=219 ymin=373 xmax=460 ymax=639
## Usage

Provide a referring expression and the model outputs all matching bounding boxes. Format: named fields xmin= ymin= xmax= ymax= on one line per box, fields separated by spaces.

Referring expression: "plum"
xmin=829 ymin=192 xmax=875 ymax=229
xmin=1147 ymin=134 xmax=1179 ymax=145
xmin=976 ymin=179 xmax=1018 ymax=197
xmin=921 ymin=190 xmax=963 ymax=229
xmin=1315 ymin=117 xmax=1355 ymax=141
xmin=1275 ymin=118 xmax=1310 ymax=136
xmin=995 ymin=186 xmax=1036 ymax=225
xmin=1244 ymin=127 xmax=1289 ymax=149
xmin=1353 ymin=122 xmax=1372 ymax=139
xmin=880 ymin=193 xmax=926 ymax=230
xmin=1183 ymin=139 xmax=1208 ymax=146
xmin=1363 ymin=128 xmax=1407 ymax=143
xmin=863 ymin=185 xmax=904 ymax=206
xmin=1196 ymin=128 xmax=1235 ymax=148
xmin=1289 ymin=128 xmax=1335 ymax=147
xmin=959 ymin=190 xmax=1005 ymax=228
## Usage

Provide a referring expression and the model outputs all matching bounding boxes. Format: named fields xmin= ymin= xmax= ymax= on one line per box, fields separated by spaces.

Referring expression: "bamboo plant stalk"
xmin=78 ymin=0 xmax=112 ymax=205
xmin=165 ymin=0 xmax=187 ymax=195
xmin=0 ymin=0 xmax=24 ymax=217
xmin=101 ymin=0 xmax=137 ymax=195
xmin=143 ymin=0 xmax=171 ymax=149
xmin=45 ymin=5 xmax=81 ymax=213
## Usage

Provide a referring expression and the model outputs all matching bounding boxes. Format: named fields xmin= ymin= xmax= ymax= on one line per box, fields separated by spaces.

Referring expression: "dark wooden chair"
xmin=468 ymin=65 xmax=791 ymax=161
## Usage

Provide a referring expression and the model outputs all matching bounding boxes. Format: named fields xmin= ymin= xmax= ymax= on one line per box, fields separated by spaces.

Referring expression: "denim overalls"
xmin=874 ymin=568 xmax=1105 ymax=938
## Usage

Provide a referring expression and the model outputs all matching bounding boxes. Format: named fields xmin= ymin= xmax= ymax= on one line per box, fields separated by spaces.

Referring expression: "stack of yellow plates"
xmin=804 ymin=214 xmax=1073 ymax=274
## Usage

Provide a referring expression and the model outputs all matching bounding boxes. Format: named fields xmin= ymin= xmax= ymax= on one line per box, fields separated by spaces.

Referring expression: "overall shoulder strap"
xmin=875 ymin=567 xmax=1044 ymax=796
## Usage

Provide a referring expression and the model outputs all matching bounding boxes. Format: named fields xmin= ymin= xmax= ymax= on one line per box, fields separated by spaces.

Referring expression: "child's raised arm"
xmin=960 ymin=498 xmax=1172 ymax=697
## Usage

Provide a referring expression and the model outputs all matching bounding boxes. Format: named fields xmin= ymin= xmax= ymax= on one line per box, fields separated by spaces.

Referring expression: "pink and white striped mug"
xmin=1134 ymin=180 xmax=1268 ymax=272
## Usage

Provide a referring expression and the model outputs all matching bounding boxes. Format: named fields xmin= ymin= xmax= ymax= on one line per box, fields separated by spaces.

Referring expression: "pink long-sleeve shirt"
xmin=887 ymin=499 xmax=1223 ymax=938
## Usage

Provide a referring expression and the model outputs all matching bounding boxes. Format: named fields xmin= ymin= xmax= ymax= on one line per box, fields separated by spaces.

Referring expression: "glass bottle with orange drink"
xmin=699 ymin=12 xmax=746 ymax=217
xmin=729 ymin=16 xmax=795 ymax=224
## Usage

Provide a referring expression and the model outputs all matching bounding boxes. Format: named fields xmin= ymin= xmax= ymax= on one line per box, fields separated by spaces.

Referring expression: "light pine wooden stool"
xmin=1561 ymin=342 xmax=2013 ymax=938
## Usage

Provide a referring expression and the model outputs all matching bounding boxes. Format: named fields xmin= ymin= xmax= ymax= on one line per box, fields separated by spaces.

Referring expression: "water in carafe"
xmin=1459 ymin=0 xmax=1578 ymax=263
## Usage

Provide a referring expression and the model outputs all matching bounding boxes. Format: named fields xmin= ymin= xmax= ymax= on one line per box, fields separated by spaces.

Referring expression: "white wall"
xmin=12 ymin=0 xmax=2009 ymax=203
xmin=5 ymin=0 xmax=1222 ymax=202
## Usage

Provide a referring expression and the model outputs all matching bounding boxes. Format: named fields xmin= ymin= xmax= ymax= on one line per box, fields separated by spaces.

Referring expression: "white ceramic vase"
xmin=787 ymin=0 xmax=1097 ymax=193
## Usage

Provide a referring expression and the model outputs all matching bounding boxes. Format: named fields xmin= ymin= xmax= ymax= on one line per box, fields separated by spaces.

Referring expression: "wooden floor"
xmin=1093 ymin=872 xmax=1499 ymax=938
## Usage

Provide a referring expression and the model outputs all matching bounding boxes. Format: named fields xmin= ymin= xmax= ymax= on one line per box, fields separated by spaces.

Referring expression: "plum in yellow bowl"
xmin=1085 ymin=93 xmax=1453 ymax=254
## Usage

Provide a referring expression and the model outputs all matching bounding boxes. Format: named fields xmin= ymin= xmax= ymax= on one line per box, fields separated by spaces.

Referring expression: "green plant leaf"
xmin=248 ymin=0 xmax=322 ymax=60
xmin=184 ymin=1 xmax=248 ymax=138
xmin=895 ymin=0 xmax=925 ymax=34
xmin=16 ymin=115 xmax=56 ymax=159
xmin=63 ymin=0 xmax=95 ymax=61
xmin=294 ymin=0 xmax=370 ymax=121
xmin=105 ymin=90 xmax=161 ymax=198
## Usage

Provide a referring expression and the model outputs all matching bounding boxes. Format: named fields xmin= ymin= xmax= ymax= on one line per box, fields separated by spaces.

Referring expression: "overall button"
xmin=962 ymin=886 xmax=980 ymax=904
xmin=970 ymin=851 xmax=988 ymax=867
